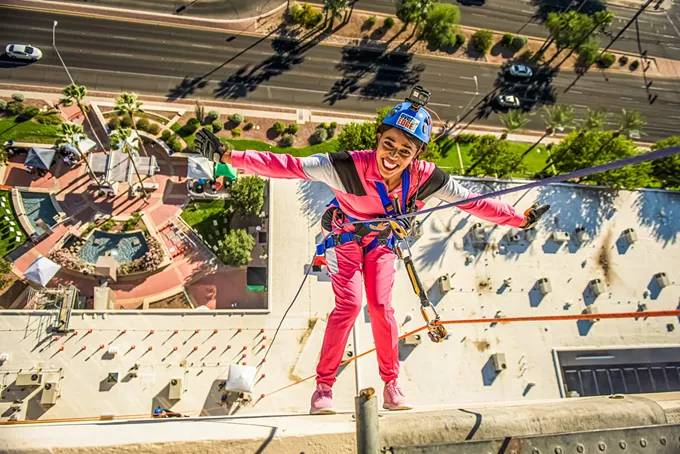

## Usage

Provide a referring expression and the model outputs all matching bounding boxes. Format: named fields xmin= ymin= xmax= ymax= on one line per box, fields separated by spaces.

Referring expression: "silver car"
xmin=5 ymin=44 xmax=43 ymax=61
xmin=508 ymin=64 xmax=533 ymax=78
xmin=497 ymin=95 xmax=520 ymax=108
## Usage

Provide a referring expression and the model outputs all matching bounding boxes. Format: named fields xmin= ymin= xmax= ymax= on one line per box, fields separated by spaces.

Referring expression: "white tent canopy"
xmin=24 ymin=256 xmax=61 ymax=287
xmin=224 ymin=364 xmax=256 ymax=393
xmin=61 ymin=134 xmax=97 ymax=156
xmin=187 ymin=156 xmax=215 ymax=180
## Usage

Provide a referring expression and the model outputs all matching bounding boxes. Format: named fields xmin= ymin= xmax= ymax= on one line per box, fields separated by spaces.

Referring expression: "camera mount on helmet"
xmin=406 ymin=85 xmax=431 ymax=111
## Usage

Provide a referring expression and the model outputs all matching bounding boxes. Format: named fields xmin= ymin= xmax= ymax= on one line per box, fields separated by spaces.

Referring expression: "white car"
xmin=507 ymin=64 xmax=533 ymax=78
xmin=497 ymin=95 xmax=520 ymax=108
xmin=5 ymin=44 xmax=43 ymax=61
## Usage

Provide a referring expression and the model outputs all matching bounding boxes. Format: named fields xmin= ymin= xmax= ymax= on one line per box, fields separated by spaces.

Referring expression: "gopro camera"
xmin=406 ymin=85 xmax=431 ymax=109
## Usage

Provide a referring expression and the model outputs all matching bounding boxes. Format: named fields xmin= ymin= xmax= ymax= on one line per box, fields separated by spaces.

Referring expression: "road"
xmin=1 ymin=8 xmax=679 ymax=142
xmin=344 ymin=0 xmax=680 ymax=61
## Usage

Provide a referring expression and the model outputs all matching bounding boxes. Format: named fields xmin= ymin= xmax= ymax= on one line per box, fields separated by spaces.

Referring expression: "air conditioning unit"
xmin=169 ymin=377 xmax=184 ymax=400
xmin=654 ymin=272 xmax=670 ymax=289
xmin=403 ymin=334 xmax=422 ymax=346
xmin=538 ymin=278 xmax=552 ymax=295
xmin=16 ymin=373 xmax=43 ymax=386
xmin=589 ymin=279 xmax=605 ymax=296
xmin=575 ymin=227 xmax=590 ymax=244
xmin=491 ymin=353 xmax=507 ymax=373
xmin=438 ymin=275 xmax=451 ymax=294
xmin=40 ymin=380 xmax=60 ymax=405
xmin=623 ymin=228 xmax=638 ymax=244
xmin=551 ymin=231 xmax=570 ymax=242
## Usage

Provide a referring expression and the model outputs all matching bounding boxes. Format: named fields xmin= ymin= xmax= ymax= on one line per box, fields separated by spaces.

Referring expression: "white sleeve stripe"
xmin=428 ymin=176 xmax=469 ymax=203
xmin=300 ymin=154 xmax=346 ymax=192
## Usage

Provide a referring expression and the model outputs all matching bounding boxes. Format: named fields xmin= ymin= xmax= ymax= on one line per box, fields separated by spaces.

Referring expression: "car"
xmin=497 ymin=95 xmax=520 ymax=108
xmin=5 ymin=44 xmax=43 ymax=61
xmin=507 ymin=64 xmax=533 ymax=78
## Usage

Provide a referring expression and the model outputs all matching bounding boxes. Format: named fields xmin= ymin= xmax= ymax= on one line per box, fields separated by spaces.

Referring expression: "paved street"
xmin=1 ymin=8 xmax=679 ymax=141
xmin=40 ymin=0 xmax=285 ymax=19
xmin=345 ymin=0 xmax=680 ymax=60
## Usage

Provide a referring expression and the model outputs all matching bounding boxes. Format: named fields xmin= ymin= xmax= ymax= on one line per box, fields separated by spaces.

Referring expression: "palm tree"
xmin=56 ymin=123 xmax=103 ymax=190
xmin=114 ymin=92 xmax=149 ymax=157
xmin=61 ymin=84 xmax=107 ymax=155
xmin=499 ymin=109 xmax=531 ymax=139
xmin=110 ymin=127 xmax=149 ymax=199
xmin=323 ymin=0 xmax=350 ymax=27
xmin=584 ymin=108 xmax=606 ymax=131
xmin=614 ymin=109 xmax=646 ymax=138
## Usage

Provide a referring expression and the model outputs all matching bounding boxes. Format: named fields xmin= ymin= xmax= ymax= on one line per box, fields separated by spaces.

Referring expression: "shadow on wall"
xmin=536 ymin=185 xmax=617 ymax=239
xmin=481 ymin=355 xmax=500 ymax=386
xmin=297 ymin=180 xmax=335 ymax=227
xmin=634 ymin=191 xmax=680 ymax=246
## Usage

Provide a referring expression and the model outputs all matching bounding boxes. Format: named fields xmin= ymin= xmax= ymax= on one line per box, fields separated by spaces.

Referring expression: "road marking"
xmin=670 ymin=116 xmax=680 ymax=120
xmin=521 ymin=9 xmax=534 ymax=14
xmin=666 ymin=12 xmax=680 ymax=37
xmin=572 ymin=104 xmax=588 ymax=108
xmin=642 ymin=86 xmax=675 ymax=92
xmin=30 ymin=26 xmax=50 ymax=31
xmin=662 ymin=34 xmax=676 ymax=38
xmin=191 ymin=44 xmax=214 ymax=49
xmin=459 ymin=76 xmax=476 ymax=80
xmin=462 ymin=91 xmax=478 ymax=95
xmin=570 ymin=90 xmax=583 ymax=94
xmin=473 ymin=13 xmax=485 ymax=17
xmin=668 ymin=103 xmax=680 ymax=107
xmin=619 ymin=96 xmax=634 ymax=101
xmin=112 ymin=35 xmax=136 ymax=40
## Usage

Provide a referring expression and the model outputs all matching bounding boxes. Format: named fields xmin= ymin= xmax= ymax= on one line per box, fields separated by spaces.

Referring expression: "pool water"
xmin=78 ymin=230 xmax=149 ymax=264
xmin=20 ymin=192 xmax=59 ymax=235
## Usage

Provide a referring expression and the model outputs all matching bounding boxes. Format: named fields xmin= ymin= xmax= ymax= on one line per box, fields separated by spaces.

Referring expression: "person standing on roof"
xmin=196 ymin=86 xmax=548 ymax=415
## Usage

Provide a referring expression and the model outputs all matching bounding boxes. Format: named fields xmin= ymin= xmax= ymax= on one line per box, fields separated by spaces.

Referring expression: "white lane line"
xmin=572 ymin=104 xmax=589 ymax=108
xmin=669 ymin=103 xmax=680 ymax=107
xmin=112 ymin=35 xmax=136 ymax=40
xmin=473 ymin=13 xmax=485 ymax=17
xmin=670 ymin=116 xmax=680 ymax=120
xmin=191 ymin=44 xmax=214 ymax=49
xmin=570 ymin=90 xmax=583 ymax=94
xmin=30 ymin=27 xmax=51 ymax=31
xmin=642 ymin=86 xmax=675 ymax=92
xmin=662 ymin=34 xmax=677 ymax=38
xmin=521 ymin=9 xmax=534 ymax=14
xmin=666 ymin=12 xmax=680 ymax=37
xmin=619 ymin=96 xmax=634 ymax=101
xmin=462 ymin=91 xmax=478 ymax=95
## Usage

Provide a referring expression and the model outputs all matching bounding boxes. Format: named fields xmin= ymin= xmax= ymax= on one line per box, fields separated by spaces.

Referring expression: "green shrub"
xmin=100 ymin=219 xmax=115 ymax=232
xmin=168 ymin=138 xmax=182 ymax=153
xmin=279 ymin=133 xmax=295 ymax=147
xmin=244 ymin=121 xmax=254 ymax=131
xmin=122 ymin=212 xmax=142 ymax=232
xmin=455 ymin=33 xmax=466 ymax=46
xmin=320 ymin=122 xmax=330 ymax=129
xmin=311 ymin=128 xmax=328 ymax=144
xmin=367 ymin=15 xmax=377 ymax=27
xmin=327 ymin=127 xmax=336 ymax=138
xmin=203 ymin=124 xmax=213 ymax=133
xmin=384 ymin=17 xmax=395 ymax=29
xmin=330 ymin=121 xmax=338 ymax=129
xmin=136 ymin=118 xmax=150 ymax=131
xmin=185 ymin=143 xmax=196 ymax=153
xmin=630 ymin=60 xmax=640 ymax=70
xmin=60 ymin=98 xmax=73 ymax=107
xmin=273 ymin=121 xmax=286 ymax=135
xmin=161 ymin=129 xmax=172 ymax=141
xmin=598 ymin=52 xmax=616 ymax=68
xmin=36 ymin=111 xmax=62 ymax=125
xmin=231 ymin=127 xmax=242 ymax=137
xmin=212 ymin=120 xmax=223 ymax=132
xmin=148 ymin=123 xmax=161 ymax=135
xmin=619 ymin=55 xmax=629 ymax=65
xmin=501 ymin=33 xmax=514 ymax=46
xmin=0 ymin=100 xmax=6 ymax=111
xmin=206 ymin=110 xmax=220 ymax=123
xmin=289 ymin=3 xmax=323 ymax=29
xmin=455 ymin=133 xmax=478 ymax=144
xmin=11 ymin=93 xmax=24 ymax=102
xmin=230 ymin=113 xmax=244 ymax=125
xmin=511 ymin=36 xmax=527 ymax=51
xmin=184 ymin=118 xmax=201 ymax=134
xmin=22 ymin=106 xmax=39 ymax=120
xmin=188 ymin=117 xmax=201 ymax=127
xmin=287 ymin=123 xmax=300 ymax=135
xmin=471 ymin=29 xmax=493 ymax=54
xmin=120 ymin=115 xmax=133 ymax=128
xmin=6 ymin=102 xmax=24 ymax=116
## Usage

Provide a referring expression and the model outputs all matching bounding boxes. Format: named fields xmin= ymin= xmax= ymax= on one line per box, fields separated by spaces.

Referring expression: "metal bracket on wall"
xmin=385 ymin=424 xmax=680 ymax=454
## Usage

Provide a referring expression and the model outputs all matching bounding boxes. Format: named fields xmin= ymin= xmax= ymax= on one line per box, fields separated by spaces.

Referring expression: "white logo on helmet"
xmin=396 ymin=113 xmax=420 ymax=133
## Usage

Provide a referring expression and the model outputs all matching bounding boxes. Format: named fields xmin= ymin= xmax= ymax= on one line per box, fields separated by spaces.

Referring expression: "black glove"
xmin=195 ymin=128 xmax=226 ymax=163
xmin=522 ymin=203 xmax=550 ymax=230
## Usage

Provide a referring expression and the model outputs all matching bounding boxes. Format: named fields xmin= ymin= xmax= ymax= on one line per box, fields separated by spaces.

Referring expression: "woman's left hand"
xmin=521 ymin=203 xmax=551 ymax=230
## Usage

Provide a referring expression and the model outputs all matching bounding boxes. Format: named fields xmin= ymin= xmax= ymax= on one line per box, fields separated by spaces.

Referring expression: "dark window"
xmin=258 ymin=231 xmax=267 ymax=243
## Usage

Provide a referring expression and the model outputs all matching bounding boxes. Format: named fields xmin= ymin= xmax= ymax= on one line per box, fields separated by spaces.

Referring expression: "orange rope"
xmin=3 ymin=310 xmax=678 ymax=426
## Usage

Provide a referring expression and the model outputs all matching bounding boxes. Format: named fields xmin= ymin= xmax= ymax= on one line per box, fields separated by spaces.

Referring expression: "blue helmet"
xmin=381 ymin=101 xmax=433 ymax=144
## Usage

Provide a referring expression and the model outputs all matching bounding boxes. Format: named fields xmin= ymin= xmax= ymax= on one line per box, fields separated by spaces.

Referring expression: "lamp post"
xmin=52 ymin=21 xmax=75 ymax=85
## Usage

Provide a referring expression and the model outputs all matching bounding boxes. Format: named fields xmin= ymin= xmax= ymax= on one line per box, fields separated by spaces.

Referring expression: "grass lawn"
xmin=180 ymin=199 xmax=233 ymax=248
xmin=0 ymin=190 xmax=28 ymax=257
xmin=0 ymin=117 xmax=61 ymax=144
xmin=170 ymin=122 xmax=197 ymax=146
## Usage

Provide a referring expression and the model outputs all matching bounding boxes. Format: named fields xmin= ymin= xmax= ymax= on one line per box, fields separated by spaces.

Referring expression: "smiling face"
xmin=375 ymin=126 xmax=423 ymax=182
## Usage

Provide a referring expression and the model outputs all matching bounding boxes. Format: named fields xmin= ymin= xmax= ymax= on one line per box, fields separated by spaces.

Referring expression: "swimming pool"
xmin=78 ymin=230 xmax=149 ymax=264
xmin=19 ymin=191 xmax=59 ymax=236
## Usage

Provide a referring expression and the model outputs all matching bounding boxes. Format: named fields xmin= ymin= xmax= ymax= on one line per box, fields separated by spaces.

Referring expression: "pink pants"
xmin=316 ymin=240 xmax=399 ymax=387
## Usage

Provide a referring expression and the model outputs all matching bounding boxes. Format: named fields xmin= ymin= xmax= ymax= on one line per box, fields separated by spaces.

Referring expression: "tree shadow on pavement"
xmin=324 ymin=38 xmax=425 ymax=105
xmin=531 ymin=0 xmax=607 ymax=22
xmin=634 ymin=190 xmax=680 ymax=246
xmin=213 ymin=16 xmax=352 ymax=100
xmin=297 ymin=180 xmax=335 ymax=228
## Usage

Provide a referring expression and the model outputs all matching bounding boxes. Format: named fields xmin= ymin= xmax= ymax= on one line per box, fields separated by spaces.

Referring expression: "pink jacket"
xmin=231 ymin=149 xmax=524 ymax=228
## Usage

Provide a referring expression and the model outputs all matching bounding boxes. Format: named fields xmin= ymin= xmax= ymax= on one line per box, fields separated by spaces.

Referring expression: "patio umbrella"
xmin=187 ymin=155 xmax=215 ymax=180
xmin=62 ymin=135 xmax=96 ymax=156
xmin=24 ymin=147 xmax=56 ymax=170
xmin=215 ymin=163 xmax=238 ymax=182
xmin=24 ymin=256 xmax=61 ymax=287
xmin=95 ymin=255 xmax=118 ymax=282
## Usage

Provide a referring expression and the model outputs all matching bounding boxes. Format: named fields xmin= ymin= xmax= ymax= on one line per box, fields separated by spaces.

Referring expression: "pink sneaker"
xmin=383 ymin=379 xmax=413 ymax=411
xmin=310 ymin=383 xmax=337 ymax=415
